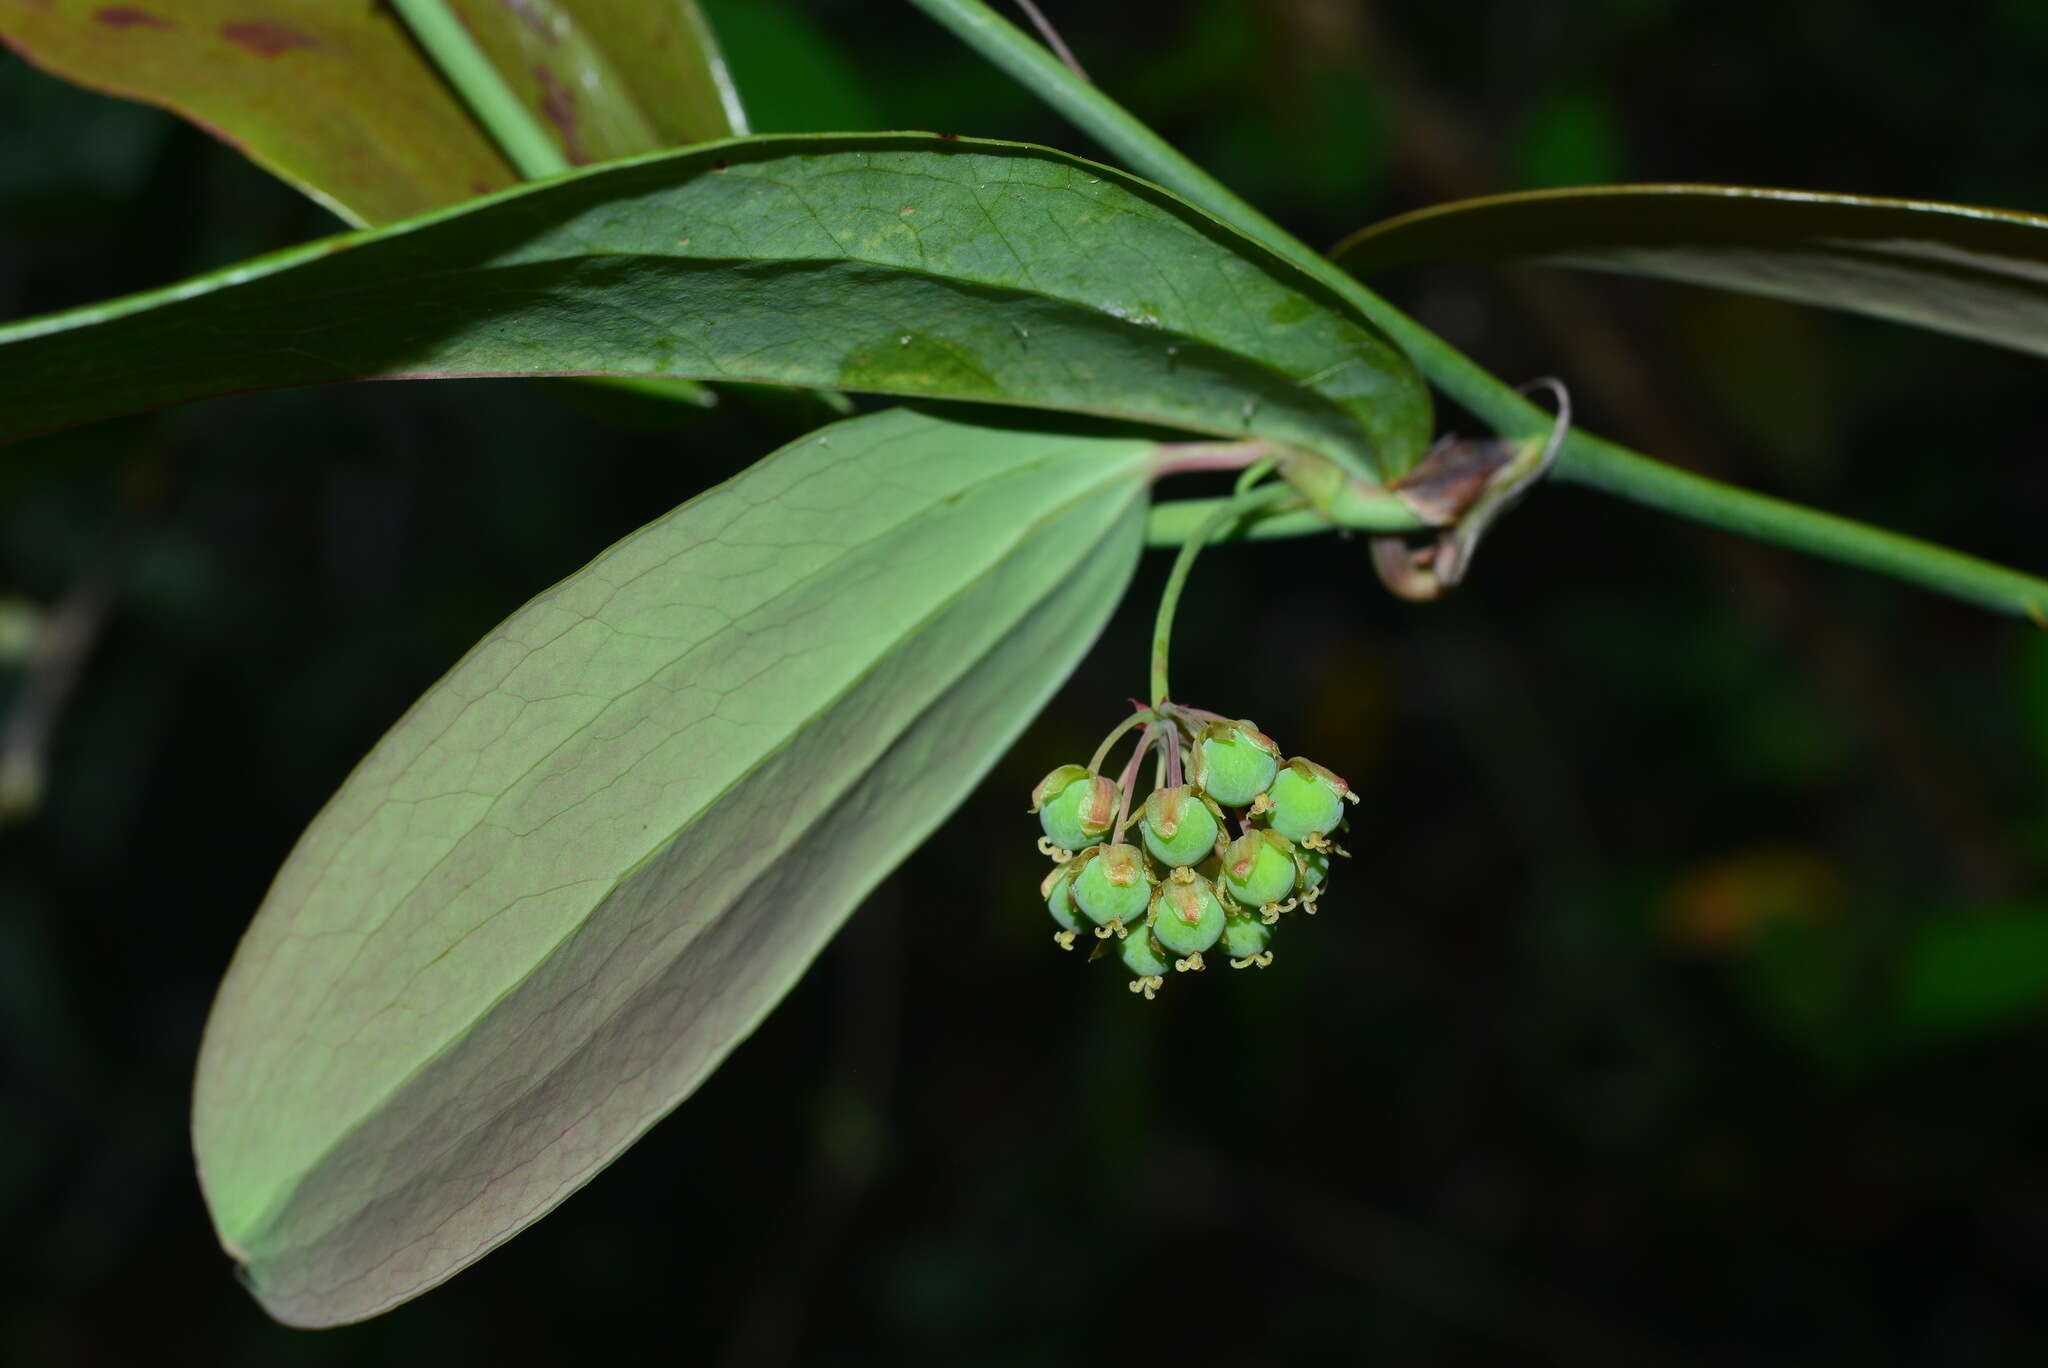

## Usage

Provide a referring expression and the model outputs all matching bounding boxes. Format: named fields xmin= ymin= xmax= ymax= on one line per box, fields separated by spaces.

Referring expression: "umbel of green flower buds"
xmin=1028 ymin=700 xmax=1357 ymax=999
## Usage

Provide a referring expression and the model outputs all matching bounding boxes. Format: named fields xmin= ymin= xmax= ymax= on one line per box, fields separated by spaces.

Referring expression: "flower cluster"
xmin=1030 ymin=702 xmax=1354 ymax=999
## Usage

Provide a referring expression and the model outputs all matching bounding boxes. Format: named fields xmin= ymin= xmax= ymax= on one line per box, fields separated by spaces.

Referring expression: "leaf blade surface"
xmin=0 ymin=0 xmax=514 ymax=225
xmin=192 ymin=405 xmax=1154 ymax=1325
xmin=449 ymin=0 xmax=745 ymax=165
xmin=1334 ymin=184 xmax=2048 ymax=358
xmin=0 ymin=0 xmax=745 ymax=226
xmin=0 ymin=135 xmax=1430 ymax=478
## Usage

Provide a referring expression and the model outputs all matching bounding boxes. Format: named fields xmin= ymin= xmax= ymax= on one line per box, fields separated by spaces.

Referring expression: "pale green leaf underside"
xmin=1334 ymin=184 xmax=2048 ymax=359
xmin=0 ymin=134 xmax=1429 ymax=479
xmin=191 ymin=405 xmax=1153 ymax=1326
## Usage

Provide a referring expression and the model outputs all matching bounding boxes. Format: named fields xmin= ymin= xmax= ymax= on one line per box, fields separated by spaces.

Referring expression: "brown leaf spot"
xmin=220 ymin=20 xmax=315 ymax=57
xmin=94 ymin=6 xmax=173 ymax=28
xmin=533 ymin=65 xmax=585 ymax=164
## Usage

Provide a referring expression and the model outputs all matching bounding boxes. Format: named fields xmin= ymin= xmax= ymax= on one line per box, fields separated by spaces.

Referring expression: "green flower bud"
xmin=1298 ymin=846 xmax=1331 ymax=912
xmin=1193 ymin=719 xmax=1281 ymax=807
xmin=1301 ymin=847 xmax=1330 ymax=895
xmin=1221 ymin=911 xmax=1274 ymax=968
xmin=1149 ymin=875 xmax=1226 ymax=967
xmin=1071 ymin=843 xmax=1154 ymax=932
xmin=1220 ymin=829 xmax=1298 ymax=909
xmin=1032 ymin=764 xmax=1116 ymax=854
xmin=1042 ymin=862 xmax=1085 ymax=950
xmin=1140 ymin=785 xmax=1221 ymax=867
xmin=1121 ymin=928 xmax=1171 ymax=1000
xmin=1265 ymin=758 xmax=1354 ymax=845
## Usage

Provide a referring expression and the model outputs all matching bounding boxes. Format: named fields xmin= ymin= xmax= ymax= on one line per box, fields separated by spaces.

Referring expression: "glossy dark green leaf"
xmin=193 ymin=404 xmax=1156 ymax=1325
xmin=1334 ymin=184 xmax=2048 ymax=358
xmin=0 ymin=135 xmax=1430 ymax=479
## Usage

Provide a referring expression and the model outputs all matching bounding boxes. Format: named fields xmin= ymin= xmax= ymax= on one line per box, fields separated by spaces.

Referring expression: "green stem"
xmin=1151 ymin=484 xmax=1297 ymax=705
xmin=1559 ymin=434 xmax=2048 ymax=617
xmin=390 ymin=0 xmax=572 ymax=180
xmin=909 ymin=0 xmax=2048 ymax=624
xmin=1144 ymin=501 xmax=1331 ymax=548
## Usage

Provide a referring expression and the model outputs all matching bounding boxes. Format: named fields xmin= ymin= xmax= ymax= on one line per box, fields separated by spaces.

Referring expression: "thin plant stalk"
xmin=1151 ymin=484 xmax=1297 ymax=705
xmin=389 ymin=0 xmax=571 ymax=180
xmin=907 ymin=0 xmax=2048 ymax=625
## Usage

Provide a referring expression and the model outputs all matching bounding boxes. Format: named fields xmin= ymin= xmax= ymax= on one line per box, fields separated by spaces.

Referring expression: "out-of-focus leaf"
xmin=447 ymin=0 xmax=743 ymax=166
xmin=1509 ymin=87 xmax=1625 ymax=189
xmin=2023 ymin=632 xmax=2048 ymax=773
xmin=698 ymin=0 xmax=882 ymax=134
xmin=0 ymin=135 xmax=1431 ymax=480
xmin=0 ymin=0 xmax=515 ymax=226
xmin=1661 ymin=846 xmax=1841 ymax=955
xmin=1334 ymin=184 xmax=2048 ymax=358
xmin=193 ymin=404 xmax=1157 ymax=1326
xmin=1897 ymin=906 xmax=2048 ymax=1047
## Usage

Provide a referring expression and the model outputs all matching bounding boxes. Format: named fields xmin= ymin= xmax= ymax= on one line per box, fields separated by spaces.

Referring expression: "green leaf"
xmin=2023 ymin=631 xmax=2048 ymax=774
xmin=0 ymin=0 xmax=516 ymax=226
xmin=444 ymin=0 xmax=744 ymax=166
xmin=1333 ymin=184 xmax=2048 ymax=359
xmin=193 ymin=404 xmax=1155 ymax=1326
xmin=1897 ymin=905 xmax=2048 ymax=1048
xmin=0 ymin=0 xmax=743 ymax=228
xmin=0 ymin=134 xmax=1429 ymax=481
xmin=697 ymin=0 xmax=881 ymax=135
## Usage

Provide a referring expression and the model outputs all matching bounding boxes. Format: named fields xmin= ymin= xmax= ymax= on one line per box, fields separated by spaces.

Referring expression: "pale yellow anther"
xmin=1258 ymin=897 xmax=1297 ymax=926
xmin=1229 ymin=951 xmax=1274 ymax=970
xmin=1128 ymin=974 xmax=1162 ymax=1000
xmin=1110 ymin=916 xmax=1131 ymax=940
xmin=1053 ymin=930 xmax=1077 ymax=951
xmin=1247 ymin=792 xmax=1273 ymax=816
xmin=1342 ymin=789 xmax=1360 ymax=805
xmin=1093 ymin=923 xmax=1117 ymax=939
xmin=1174 ymin=952 xmax=1206 ymax=973
xmin=1169 ymin=864 xmax=1196 ymax=885
xmin=1037 ymin=836 xmax=1073 ymax=862
xmin=1303 ymin=831 xmax=1331 ymax=853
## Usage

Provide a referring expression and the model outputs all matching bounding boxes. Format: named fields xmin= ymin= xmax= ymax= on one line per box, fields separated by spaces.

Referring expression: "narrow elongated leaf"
xmin=1333 ymin=184 xmax=2048 ymax=358
xmin=193 ymin=404 xmax=1155 ymax=1326
xmin=450 ymin=0 xmax=745 ymax=165
xmin=0 ymin=135 xmax=1430 ymax=479
xmin=0 ymin=0 xmax=515 ymax=226
xmin=0 ymin=0 xmax=742 ymax=226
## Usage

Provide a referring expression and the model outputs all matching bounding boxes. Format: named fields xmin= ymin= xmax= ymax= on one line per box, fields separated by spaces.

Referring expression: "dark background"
xmin=4 ymin=1 xmax=2047 ymax=1363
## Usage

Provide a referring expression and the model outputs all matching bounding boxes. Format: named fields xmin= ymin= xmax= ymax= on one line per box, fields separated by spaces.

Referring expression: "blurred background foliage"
xmin=1 ymin=1 xmax=2045 ymax=1362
